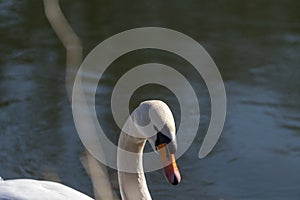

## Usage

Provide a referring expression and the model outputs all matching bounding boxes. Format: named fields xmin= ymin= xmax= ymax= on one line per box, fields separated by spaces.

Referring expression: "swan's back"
xmin=0 ymin=179 xmax=93 ymax=200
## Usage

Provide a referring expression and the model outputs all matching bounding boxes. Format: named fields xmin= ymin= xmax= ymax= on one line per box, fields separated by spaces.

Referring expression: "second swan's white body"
xmin=0 ymin=179 xmax=93 ymax=200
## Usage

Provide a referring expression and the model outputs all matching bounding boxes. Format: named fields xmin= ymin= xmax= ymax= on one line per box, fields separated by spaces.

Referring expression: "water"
xmin=0 ymin=0 xmax=300 ymax=199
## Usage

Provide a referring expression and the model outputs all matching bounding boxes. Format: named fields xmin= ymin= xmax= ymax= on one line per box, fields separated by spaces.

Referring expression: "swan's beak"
xmin=157 ymin=143 xmax=181 ymax=185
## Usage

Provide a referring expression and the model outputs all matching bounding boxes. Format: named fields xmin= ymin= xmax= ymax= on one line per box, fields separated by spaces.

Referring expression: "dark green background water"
xmin=0 ymin=0 xmax=300 ymax=199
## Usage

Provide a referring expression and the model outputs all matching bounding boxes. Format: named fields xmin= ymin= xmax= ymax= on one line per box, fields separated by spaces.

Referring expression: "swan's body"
xmin=0 ymin=179 xmax=93 ymax=200
xmin=0 ymin=100 xmax=180 ymax=200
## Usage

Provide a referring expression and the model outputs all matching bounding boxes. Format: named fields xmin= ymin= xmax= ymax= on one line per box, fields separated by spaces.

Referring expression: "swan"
xmin=0 ymin=100 xmax=181 ymax=200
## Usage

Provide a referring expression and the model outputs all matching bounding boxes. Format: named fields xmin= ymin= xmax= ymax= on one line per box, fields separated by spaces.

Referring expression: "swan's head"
xmin=133 ymin=100 xmax=181 ymax=185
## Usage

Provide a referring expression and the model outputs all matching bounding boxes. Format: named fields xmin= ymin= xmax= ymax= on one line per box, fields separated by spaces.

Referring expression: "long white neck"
xmin=117 ymin=131 xmax=152 ymax=200
xmin=116 ymin=100 xmax=176 ymax=200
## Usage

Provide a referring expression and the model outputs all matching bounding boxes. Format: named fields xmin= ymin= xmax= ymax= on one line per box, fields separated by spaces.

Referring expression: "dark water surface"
xmin=0 ymin=1 xmax=300 ymax=199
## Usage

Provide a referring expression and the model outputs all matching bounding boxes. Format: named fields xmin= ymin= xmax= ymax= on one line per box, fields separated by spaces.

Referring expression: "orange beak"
xmin=157 ymin=143 xmax=181 ymax=185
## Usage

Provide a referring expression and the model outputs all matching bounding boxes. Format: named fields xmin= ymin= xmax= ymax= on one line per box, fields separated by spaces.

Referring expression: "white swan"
xmin=0 ymin=100 xmax=181 ymax=200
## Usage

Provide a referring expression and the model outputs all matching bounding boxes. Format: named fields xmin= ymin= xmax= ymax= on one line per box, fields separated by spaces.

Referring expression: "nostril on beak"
xmin=172 ymin=175 xmax=179 ymax=185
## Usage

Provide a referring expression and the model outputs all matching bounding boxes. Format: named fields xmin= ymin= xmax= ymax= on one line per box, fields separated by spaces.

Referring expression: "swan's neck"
xmin=117 ymin=132 xmax=152 ymax=200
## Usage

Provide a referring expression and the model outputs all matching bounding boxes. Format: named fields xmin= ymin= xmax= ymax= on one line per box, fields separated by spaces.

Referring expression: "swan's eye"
xmin=155 ymin=132 xmax=172 ymax=147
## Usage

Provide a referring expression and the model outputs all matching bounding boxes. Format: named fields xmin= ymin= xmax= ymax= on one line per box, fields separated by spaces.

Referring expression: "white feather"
xmin=0 ymin=179 xmax=93 ymax=200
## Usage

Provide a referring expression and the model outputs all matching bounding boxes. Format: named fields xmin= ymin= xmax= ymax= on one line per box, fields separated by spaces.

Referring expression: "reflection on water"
xmin=0 ymin=0 xmax=299 ymax=199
